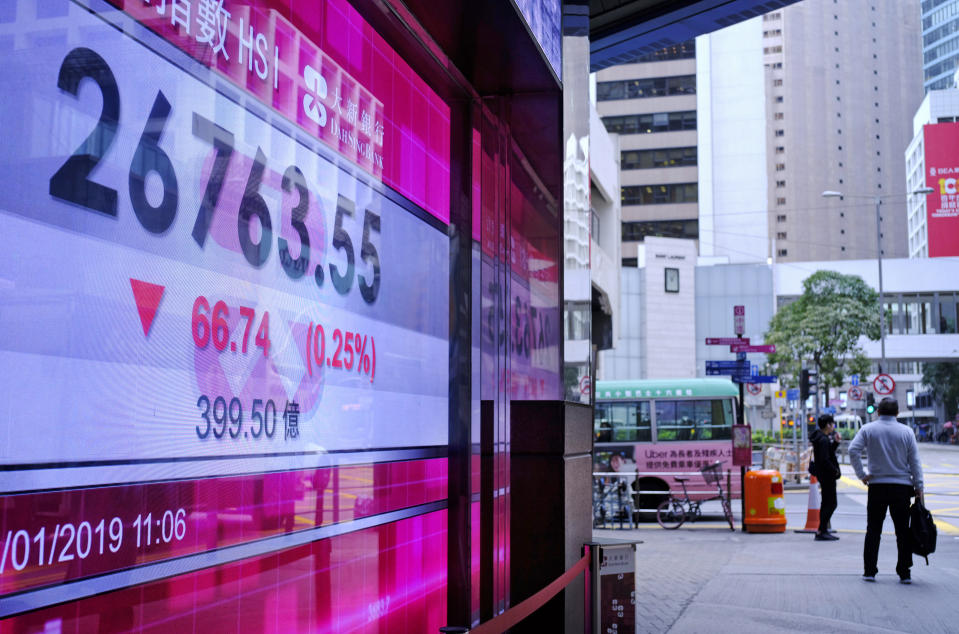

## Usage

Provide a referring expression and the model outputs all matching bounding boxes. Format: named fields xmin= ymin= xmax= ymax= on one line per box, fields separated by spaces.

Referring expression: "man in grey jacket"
xmin=849 ymin=397 xmax=924 ymax=584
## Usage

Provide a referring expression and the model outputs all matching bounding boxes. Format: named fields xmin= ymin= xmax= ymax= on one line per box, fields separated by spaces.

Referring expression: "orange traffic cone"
xmin=794 ymin=474 xmax=820 ymax=533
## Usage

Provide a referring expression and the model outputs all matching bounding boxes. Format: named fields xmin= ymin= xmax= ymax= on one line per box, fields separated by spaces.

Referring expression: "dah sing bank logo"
xmin=303 ymin=64 xmax=328 ymax=127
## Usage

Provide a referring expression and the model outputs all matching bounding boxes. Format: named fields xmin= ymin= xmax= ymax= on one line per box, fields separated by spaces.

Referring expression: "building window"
xmin=775 ymin=146 xmax=785 ymax=154
xmin=596 ymin=75 xmax=697 ymax=101
xmin=631 ymin=40 xmax=695 ymax=63
xmin=775 ymin=96 xmax=784 ymax=103
xmin=621 ymin=183 xmax=698 ymax=206
xmin=774 ymin=112 xmax=784 ymax=120
xmin=773 ymin=79 xmax=783 ymax=86
xmin=621 ymin=147 xmax=697 ymax=170
xmin=776 ymin=180 xmax=786 ymax=188
xmin=777 ymin=248 xmax=788 ymax=257
xmin=775 ymin=163 xmax=785 ymax=171
xmin=665 ymin=268 xmax=680 ymax=293
xmin=775 ymin=129 xmax=785 ymax=137
xmin=601 ymin=111 xmax=697 ymax=135
xmin=776 ymin=197 xmax=786 ymax=205
xmin=776 ymin=232 xmax=787 ymax=240
xmin=621 ymin=219 xmax=699 ymax=241
xmin=776 ymin=214 xmax=787 ymax=222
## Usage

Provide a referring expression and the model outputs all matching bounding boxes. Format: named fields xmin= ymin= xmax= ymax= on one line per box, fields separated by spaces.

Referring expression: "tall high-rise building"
xmin=922 ymin=0 xmax=959 ymax=91
xmin=761 ymin=0 xmax=923 ymax=262
xmin=594 ymin=41 xmax=698 ymax=266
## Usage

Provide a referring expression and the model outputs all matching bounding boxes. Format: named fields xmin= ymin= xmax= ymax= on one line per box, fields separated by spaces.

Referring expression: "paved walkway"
xmin=594 ymin=525 xmax=959 ymax=633
xmin=594 ymin=447 xmax=959 ymax=633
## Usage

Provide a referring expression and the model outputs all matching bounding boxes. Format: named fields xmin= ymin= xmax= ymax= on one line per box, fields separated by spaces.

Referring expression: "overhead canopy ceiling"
xmin=590 ymin=0 xmax=802 ymax=71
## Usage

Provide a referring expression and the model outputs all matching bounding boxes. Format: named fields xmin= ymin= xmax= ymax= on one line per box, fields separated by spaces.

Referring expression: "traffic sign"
xmin=786 ymin=388 xmax=800 ymax=401
xmin=850 ymin=374 xmax=860 ymax=386
xmin=734 ymin=305 xmax=745 ymax=335
xmin=706 ymin=369 xmax=752 ymax=377
xmin=706 ymin=337 xmax=749 ymax=346
xmin=873 ymin=373 xmax=895 ymax=395
xmin=848 ymin=386 xmax=863 ymax=401
xmin=706 ymin=360 xmax=750 ymax=370
xmin=729 ymin=343 xmax=776 ymax=354
xmin=746 ymin=383 xmax=763 ymax=395
xmin=733 ymin=375 xmax=777 ymax=384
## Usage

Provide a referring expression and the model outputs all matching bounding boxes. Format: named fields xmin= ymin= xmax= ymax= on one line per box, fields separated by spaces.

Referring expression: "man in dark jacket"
xmin=810 ymin=413 xmax=841 ymax=541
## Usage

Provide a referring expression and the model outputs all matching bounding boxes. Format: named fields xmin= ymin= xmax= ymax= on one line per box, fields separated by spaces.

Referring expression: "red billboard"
xmin=923 ymin=122 xmax=959 ymax=257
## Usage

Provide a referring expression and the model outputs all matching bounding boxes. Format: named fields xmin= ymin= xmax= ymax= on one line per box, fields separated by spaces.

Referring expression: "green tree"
xmin=921 ymin=362 xmax=959 ymax=420
xmin=765 ymin=271 xmax=879 ymax=400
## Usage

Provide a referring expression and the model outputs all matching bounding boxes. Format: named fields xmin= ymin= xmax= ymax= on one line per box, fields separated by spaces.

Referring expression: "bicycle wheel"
xmin=656 ymin=499 xmax=686 ymax=529
xmin=720 ymin=496 xmax=734 ymax=531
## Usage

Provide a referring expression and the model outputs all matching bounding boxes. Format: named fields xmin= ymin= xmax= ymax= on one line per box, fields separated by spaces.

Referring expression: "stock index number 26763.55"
xmin=49 ymin=46 xmax=381 ymax=304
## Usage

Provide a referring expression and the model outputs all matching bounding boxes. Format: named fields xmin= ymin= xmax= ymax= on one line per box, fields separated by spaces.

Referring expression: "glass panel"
xmin=654 ymin=400 xmax=732 ymax=441
xmin=656 ymin=401 xmax=678 ymax=441
xmin=939 ymin=295 xmax=957 ymax=333
xmin=888 ymin=301 xmax=902 ymax=334
xmin=921 ymin=296 xmax=935 ymax=333
xmin=595 ymin=402 xmax=651 ymax=442
xmin=714 ymin=400 xmax=734 ymax=440
xmin=904 ymin=299 xmax=919 ymax=334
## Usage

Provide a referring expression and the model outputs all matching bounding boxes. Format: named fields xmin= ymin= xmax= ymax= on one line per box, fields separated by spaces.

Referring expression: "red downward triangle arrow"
xmin=129 ymin=278 xmax=165 ymax=338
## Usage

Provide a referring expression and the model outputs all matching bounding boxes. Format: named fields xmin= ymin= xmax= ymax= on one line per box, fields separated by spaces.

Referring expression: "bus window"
xmin=656 ymin=399 xmax=733 ymax=441
xmin=594 ymin=401 xmax=651 ymax=442
xmin=700 ymin=399 xmax=734 ymax=440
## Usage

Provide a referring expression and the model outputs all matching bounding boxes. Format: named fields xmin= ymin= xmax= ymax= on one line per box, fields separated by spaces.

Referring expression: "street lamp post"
xmin=821 ymin=188 xmax=934 ymax=375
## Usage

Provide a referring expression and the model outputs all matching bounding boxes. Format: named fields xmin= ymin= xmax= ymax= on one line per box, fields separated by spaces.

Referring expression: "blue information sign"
xmin=706 ymin=360 xmax=749 ymax=369
xmin=732 ymin=375 xmax=777 ymax=384
xmin=786 ymin=388 xmax=800 ymax=400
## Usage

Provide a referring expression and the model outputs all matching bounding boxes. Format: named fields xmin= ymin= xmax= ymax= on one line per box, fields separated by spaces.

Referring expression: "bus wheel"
xmin=634 ymin=477 xmax=670 ymax=513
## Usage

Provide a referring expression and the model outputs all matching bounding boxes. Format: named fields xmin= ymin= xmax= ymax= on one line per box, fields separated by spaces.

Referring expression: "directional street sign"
xmin=734 ymin=305 xmax=745 ymax=335
xmin=706 ymin=368 xmax=752 ymax=377
xmin=733 ymin=375 xmax=777 ymax=384
xmin=873 ymin=373 xmax=896 ymax=395
xmin=786 ymin=388 xmax=800 ymax=401
xmin=729 ymin=343 xmax=776 ymax=354
xmin=706 ymin=337 xmax=749 ymax=346
xmin=850 ymin=374 xmax=860 ymax=386
xmin=706 ymin=360 xmax=750 ymax=370
xmin=848 ymin=386 xmax=863 ymax=401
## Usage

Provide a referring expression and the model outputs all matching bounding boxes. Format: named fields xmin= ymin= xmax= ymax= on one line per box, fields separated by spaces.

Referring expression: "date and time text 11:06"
xmin=1 ymin=510 xmax=188 ymax=579
xmin=50 ymin=46 xmax=382 ymax=303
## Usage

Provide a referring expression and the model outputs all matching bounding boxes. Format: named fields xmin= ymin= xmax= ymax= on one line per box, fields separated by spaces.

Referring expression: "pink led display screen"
xmin=0 ymin=459 xmax=446 ymax=596
xmin=0 ymin=510 xmax=448 ymax=633
xmin=105 ymin=0 xmax=451 ymax=224
xmin=0 ymin=0 xmax=451 ymax=627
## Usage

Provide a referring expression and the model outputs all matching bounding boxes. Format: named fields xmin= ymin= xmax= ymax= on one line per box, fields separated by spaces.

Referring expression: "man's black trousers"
xmin=818 ymin=477 xmax=837 ymax=534
xmin=864 ymin=483 xmax=914 ymax=578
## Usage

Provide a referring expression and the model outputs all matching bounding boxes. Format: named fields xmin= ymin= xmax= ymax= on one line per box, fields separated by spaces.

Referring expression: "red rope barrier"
xmin=470 ymin=551 xmax=592 ymax=634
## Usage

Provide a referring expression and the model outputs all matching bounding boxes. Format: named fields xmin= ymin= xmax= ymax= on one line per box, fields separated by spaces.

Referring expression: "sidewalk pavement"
xmin=594 ymin=455 xmax=959 ymax=633
xmin=594 ymin=524 xmax=958 ymax=634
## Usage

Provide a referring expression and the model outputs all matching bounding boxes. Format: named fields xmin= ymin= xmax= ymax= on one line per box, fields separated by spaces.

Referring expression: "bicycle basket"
xmin=700 ymin=461 xmax=723 ymax=485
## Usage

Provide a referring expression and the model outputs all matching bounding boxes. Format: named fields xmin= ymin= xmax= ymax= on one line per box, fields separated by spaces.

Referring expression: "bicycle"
xmin=656 ymin=461 xmax=734 ymax=531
